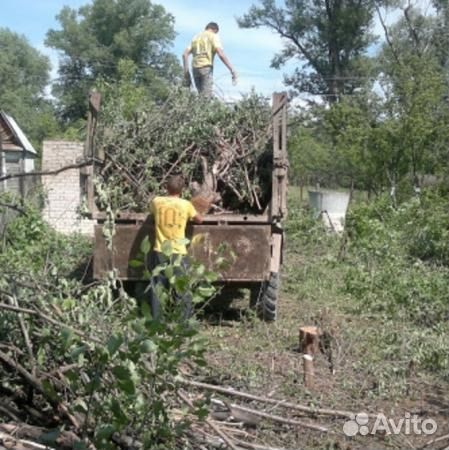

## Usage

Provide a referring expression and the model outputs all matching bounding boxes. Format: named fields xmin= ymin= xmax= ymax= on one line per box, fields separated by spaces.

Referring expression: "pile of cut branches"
xmin=95 ymin=89 xmax=273 ymax=213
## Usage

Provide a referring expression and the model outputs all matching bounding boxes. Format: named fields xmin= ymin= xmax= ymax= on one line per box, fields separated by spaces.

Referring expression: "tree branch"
xmin=0 ymin=159 xmax=93 ymax=183
xmin=180 ymin=378 xmax=378 ymax=419
xmin=0 ymin=302 xmax=101 ymax=344
xmin=403 ymin=2 xmax=421 ymax=55
xmin=178 ymin=390 xmax=238 ymax=450
xmin=375 ymin=3 xmax=402 ymax=66
xmin=0 ymin=350 xmax=79 ymax=429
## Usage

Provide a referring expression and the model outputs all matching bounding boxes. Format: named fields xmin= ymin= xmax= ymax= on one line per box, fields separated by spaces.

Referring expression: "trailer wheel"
xmin=251 ymin=272 xmax=279 ymax=321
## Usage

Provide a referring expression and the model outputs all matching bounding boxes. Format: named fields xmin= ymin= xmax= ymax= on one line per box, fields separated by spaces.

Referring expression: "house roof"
xmin=0 ymin=111 xmax=37 ymax=155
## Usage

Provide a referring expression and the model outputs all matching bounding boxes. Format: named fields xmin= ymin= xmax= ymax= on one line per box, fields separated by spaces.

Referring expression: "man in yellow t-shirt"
xmin=148 ymin=175 xmax=203 ymax=319
xmin=183 ymin=22 xmax=237 ymax=97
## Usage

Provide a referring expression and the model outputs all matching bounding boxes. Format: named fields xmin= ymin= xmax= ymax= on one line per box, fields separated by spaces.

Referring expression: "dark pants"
xmin=148 ymin=251 xmax=193 ymax=321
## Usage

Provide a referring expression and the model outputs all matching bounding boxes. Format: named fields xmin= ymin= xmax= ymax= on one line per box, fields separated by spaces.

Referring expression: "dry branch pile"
xmin=95 ymin=90 xmax=274 ymax=213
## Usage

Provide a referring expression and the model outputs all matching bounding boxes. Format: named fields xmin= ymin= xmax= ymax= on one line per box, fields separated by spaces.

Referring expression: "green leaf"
xmin=41 ymin=379 xmax=59 ymax=401
xmin=175 ymin=277 xmax=189 ymax=292
xmin=129 ymin=259 xmax=143 ymax=268
xmin=37 ymin=347 xmax=46 ymax=366
xmin=161 ymin=240 xmax=173 ymax=256
xmin=112 ymin=366 xmax=136 ymax=395
xmin=62 ymin=298 xmax=76 ymax=310
xmin=61 ymin=328 xmax=74 ymax=350
xmin=195 ymin=264 xmax=205 ymax=276
xmin=140 ymin=339 xmax=158 ymax=353
xmin=140 ymin=236 xmax=151 ymax=254
xmin=70 ymin=345 xmax=86 ymax=360
xmin=195 ymin=406 xmax=209 ymax=420
xmin=95 ymin=425 xmax=115 ymax=441
xmin=111 ymin=399 xmax=128 ymax=425
xmin=197 ymin=286 xmax=215 ymax=298
xmin=107 ymin=334 xmax=123 ymax=356
xmin=165 ymin=266 xmax=174 ymax=279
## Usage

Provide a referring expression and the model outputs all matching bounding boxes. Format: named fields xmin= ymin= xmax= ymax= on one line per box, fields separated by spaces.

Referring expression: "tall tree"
xmin=46 ymin=0 xmax=180 ymax=122
xmin=0 ymin=28 xmax=58 ymax=149
xmin=377 ymin=6 xmax=449 ymax=192
xmin=238 ymin=0 xmax=376 ymax=102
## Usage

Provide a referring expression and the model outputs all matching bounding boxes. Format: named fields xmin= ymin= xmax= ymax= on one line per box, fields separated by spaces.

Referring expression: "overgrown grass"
xmin=201 ymin=186 xmax=449 ymax=449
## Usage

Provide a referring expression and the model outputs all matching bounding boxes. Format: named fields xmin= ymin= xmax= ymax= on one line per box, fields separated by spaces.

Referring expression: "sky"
xmin=0 ymin=0 xmax=436 ymax=101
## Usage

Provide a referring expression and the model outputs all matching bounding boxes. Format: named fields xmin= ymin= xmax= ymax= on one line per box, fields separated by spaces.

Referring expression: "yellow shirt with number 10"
xmin=150 ymin=196 xmax=197 ymax=255
xmin=188 ymin=30 xmax=223 ymax=68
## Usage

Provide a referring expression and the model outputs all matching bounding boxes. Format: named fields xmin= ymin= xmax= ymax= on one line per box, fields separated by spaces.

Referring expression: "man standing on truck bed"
xmin=148 ymin=175 xmax=203 ymax=320
xmin=183 ymin=22 xmax=237 ymax=97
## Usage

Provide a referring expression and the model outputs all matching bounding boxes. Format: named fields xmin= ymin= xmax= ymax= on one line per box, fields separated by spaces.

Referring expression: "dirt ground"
xmin=195 ymin=226 xmax=449 ymax=450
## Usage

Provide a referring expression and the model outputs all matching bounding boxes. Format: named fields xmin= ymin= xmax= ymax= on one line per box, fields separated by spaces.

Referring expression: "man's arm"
xmin=192 ymin=214 xmax=203 ymax=224
xmin=216 ymin=48 xmax=237 ymax=83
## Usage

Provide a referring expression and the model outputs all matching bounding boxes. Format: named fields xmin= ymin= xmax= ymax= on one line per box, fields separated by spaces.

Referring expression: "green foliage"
xmin=286 ymin=3 xmax=449 ymax=198
xmin=0 ymin=28 xmax=60 ymax=150
xmin=288 ymin=124 xmax=332 ymax=186
xmin=238 ymin=0 xmax=376 ymax=100
xmin=344 ymin=191 xmax=449 ymax=374
xmin=45 ymin=0 xmax=180 ymax=122
xmin=0 ymin=196 xmax=217 ymax=448
xmin=0 ymin=194 xmax=91 ymax=276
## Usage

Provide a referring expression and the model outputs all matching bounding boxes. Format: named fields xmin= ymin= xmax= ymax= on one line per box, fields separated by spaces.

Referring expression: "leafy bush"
xmin=343 ymin=190 xmax=449 ymax=376
xmin=0 ymin=197 xmax=91 ymax=276
xmin=0 ymin=201 xmax=217 ymax=449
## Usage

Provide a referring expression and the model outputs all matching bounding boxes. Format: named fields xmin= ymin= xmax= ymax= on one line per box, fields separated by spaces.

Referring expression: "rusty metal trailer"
xmin=84 ymin=92 xmax=288 ymax=320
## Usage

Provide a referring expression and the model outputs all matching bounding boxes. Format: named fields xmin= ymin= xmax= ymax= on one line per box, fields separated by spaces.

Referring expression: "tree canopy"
xmin=0 ymin=28 xmax=58 ymax=148
xmin=46 ymin=0 xmax=180 ymax=122
xmin=238 ymin=0 xmax=377 ymax=102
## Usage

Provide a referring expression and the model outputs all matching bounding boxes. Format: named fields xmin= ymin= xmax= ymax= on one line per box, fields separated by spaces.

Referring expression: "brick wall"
xmin=41 ymin=140 xmax=94 ymax=236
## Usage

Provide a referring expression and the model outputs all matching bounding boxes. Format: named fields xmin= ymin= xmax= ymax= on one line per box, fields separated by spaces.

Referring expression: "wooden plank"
xmin=270 ymin=93 xmax=281 ymax=219
xmin=271 ymin=92 xmax=289 ymax=220
xmin=270 ymin=233 xmax=283 ymax=273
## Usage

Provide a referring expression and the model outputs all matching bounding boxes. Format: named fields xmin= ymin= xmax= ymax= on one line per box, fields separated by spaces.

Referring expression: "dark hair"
xmin=166 ymin=175 xmax=185 ymax=195
xmin=205 ymin=22 xmax=219 ymax=32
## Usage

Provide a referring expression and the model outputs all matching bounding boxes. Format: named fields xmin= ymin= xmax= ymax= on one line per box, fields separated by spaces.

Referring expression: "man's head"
xmin=166 ymin=175 xmax=185 ymax=196
xmin=205 ymin=22 xmax=219 ymax=33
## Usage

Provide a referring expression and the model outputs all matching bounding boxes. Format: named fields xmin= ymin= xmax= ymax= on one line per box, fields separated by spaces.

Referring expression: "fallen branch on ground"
xmin=228 ymin=403 xmax=329 ymax=433
xmin=178 ymin=390 xmax=238 ymax=450
xmin=180 ymin=378 xmax=377 ymax=419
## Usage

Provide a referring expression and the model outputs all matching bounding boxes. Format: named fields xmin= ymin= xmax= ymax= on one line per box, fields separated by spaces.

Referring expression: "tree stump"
xmin=299 ymin=326 xmax=320 ymax=355
xmin=299 ymin=326 xmax=320 ymax=389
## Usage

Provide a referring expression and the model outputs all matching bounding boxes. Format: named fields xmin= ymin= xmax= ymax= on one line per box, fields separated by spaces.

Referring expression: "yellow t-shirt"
xmin=150 ymin=196 xmax=198 ymax=255
xmin=188 ymin=30 xmax=222 ymax=68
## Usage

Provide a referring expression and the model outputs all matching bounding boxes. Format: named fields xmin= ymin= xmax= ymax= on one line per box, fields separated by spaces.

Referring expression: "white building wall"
xmin=41 ymin=140 xmax=94 ymax=236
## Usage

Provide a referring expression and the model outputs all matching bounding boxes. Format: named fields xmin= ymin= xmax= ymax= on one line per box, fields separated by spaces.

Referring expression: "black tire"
xmin=251 ymin=272 xmax=279 ymax=321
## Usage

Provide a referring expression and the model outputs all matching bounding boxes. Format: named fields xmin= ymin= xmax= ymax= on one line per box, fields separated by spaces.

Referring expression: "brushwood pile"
xmin=95 ymin=90 xmax=274 ymax=213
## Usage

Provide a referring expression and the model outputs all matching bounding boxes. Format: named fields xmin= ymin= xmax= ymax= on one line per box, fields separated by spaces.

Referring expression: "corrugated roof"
xmin=0 ymin=111 xmax=37 ymax=155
